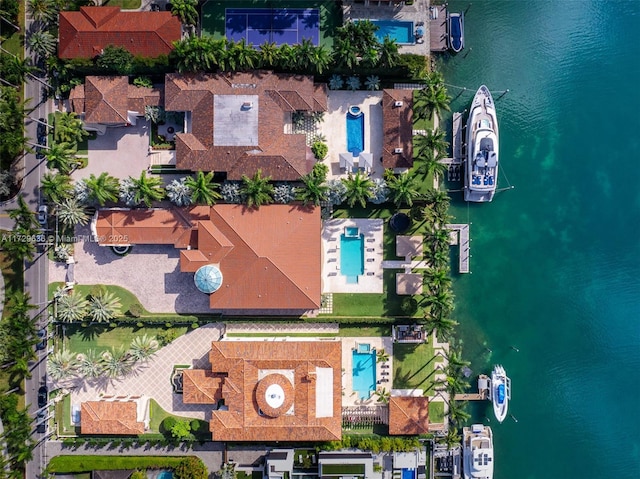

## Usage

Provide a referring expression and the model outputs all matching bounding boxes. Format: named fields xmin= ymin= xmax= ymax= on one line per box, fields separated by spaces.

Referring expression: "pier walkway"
xmin=446 ymin=223 xmax=470 ymax=273
xmin=430 ymin=5 xmax=448 ymax=52
xmin=440 ymin=112 xmax=464 ymax=182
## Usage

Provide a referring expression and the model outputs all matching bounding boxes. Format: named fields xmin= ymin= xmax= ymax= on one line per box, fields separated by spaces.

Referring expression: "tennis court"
xmin=225 ymin=7 xmax=319 ymax=46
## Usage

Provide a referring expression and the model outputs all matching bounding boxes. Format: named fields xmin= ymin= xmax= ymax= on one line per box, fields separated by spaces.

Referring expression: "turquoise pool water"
xmin=157 ymin=472 xmax=173 ymax=479
xmin=371 ymin=19 xmax=414 ymax=44
xmin=340 ymin=233 xmax=364 ymax=283
xmin=352 ymin=350 xmax=376 ymax=399
xmin=402 ymin=469 xmax=416 ymax=479
xmin=346 ymin=112 xmax=364 ymax=156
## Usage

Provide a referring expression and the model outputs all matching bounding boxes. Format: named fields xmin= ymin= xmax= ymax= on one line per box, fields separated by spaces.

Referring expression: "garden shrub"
xmin=174 ymin=456 xmax=208 ymax=479
xmin=128 ymin=303 xmax=144 ymax=318
xmin=161 ymin=416 xmax=177 ymax=433
xmin=400 ymin=297 xmax=418 ymax=316
xmin=311 ymin=141 xmax=328 ymax=160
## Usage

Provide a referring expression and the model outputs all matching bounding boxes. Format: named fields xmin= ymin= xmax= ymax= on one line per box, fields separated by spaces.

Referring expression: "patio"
xmin=340 ymin=336 xmax=393 ymax=407
xmin=322 ymin=218 xmax=384 ymax=294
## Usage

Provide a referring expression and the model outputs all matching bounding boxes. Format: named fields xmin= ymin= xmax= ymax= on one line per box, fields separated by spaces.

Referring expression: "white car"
xmin=37 ymin=205 xmax=48 ymax=225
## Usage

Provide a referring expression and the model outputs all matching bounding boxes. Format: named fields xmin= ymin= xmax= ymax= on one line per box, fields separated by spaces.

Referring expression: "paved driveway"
xmin=72 ymin=122 xmax=151 ymax=181
xmin=62 ymin=322 xmax=224 ymax=420
xmin=49 ymin=225 xmax=211 ymax=314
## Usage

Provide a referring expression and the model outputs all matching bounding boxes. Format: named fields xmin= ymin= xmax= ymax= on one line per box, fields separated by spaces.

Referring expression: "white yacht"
xmin=465 ymin=85 xmax=499 ymax=202
xmin=463 ymin=424 xmax=494 ymax=479
xmin=490 ymin=364 xmax=511 ymax=423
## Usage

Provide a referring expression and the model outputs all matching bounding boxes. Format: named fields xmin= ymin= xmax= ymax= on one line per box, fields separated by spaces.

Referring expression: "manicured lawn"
xmin=237 ymin=472 xmax=263 ymax=479
xmin=47 ymin=455 xmax=187 ymax=473
xmin=392 ymin=342 xmax=442 ymax=395
xmin=49 ymin=282 xmax=147 ymax=315
xmin=338 ymin=326 xmax=391 ymax=337
xmin=102 ymin=0 xmax=141 ymax=9
xmin=56 ymin=394 xmax=79 ymax=436
xmin=322 ymin=464 xmax=365 ymax=475
xmin=148 ymin=399 xmax=209 ymax=440
xmin=63 ymin=323 xmax=188 ymax=355
xmin=429 ymin=401 xmax=445 ymax=424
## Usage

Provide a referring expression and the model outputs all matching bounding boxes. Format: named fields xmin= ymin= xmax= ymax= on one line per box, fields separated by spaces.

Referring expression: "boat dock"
xmin=446 ymin=223 xmax=470 ymax=273
xmin=454 ymin=374 xmax=490 ymax=401
xmin=440 ymin=112 xmax=464 ymax=181
xmin=429 ymin=5 xmax=448 ymax=52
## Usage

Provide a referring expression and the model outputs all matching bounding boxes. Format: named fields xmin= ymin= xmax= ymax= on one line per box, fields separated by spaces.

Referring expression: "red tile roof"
xmin=94 ymin=205 xmax=321 ymax=312
xmin=191 ymin=341 xmax=342 ymax=442
xmin=58 ymin=6 xmax=181 ymax=59
xmin=182 ymin=369 xmax=223 ymax=404
xmin=388 ymin=396 xmax=430 ymax=435
xmin=165 ymin=72 xmax=327 ymax=181
xmin=69 ymin=76 xmax=162 ymax=125
xmin=80 ymin=401 xmax=144 ymax=435
xmin=382 ymin=90 xmax=414 ymax=170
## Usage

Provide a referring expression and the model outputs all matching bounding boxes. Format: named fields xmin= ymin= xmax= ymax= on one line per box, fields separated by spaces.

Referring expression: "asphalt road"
xmin=0 ymin=26 xmax=53 ymax=478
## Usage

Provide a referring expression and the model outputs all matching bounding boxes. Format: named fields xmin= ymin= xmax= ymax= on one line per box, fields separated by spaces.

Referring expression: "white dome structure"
xmin=194 ymin=265 xmax=223 ymax=294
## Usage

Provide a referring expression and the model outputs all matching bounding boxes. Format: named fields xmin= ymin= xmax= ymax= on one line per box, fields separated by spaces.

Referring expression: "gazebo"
xmin=396 ymin=235 xmax=423 ymax=259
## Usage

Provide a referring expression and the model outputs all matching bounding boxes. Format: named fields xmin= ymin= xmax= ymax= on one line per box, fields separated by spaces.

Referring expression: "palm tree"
xmin=364 ymin=75 xmax=380 ymax=91
xmin=414 ymin=78 xmax=451 ymax=122
xmin=76 ymin=350 xmax=103 ymax=379
xmin=385 ymin=171 xmax=420 ymax=206
xmin=378 ymin=36 xmax=399 ymax=68
xmin=27 ymin=30 xmax=57 ymax=59
xmin=170 ymin=0 xmax=198 ymax=27
xmin=41 ymin=172 xmax=72 ymax=204
xmin=101 ymin=346 xmax=132 ymax=378
xmin=130 ymin=171 xmax=165 ymax=207
xmin=8 ymin=196 xmax=38 ymax=232
xmin=415 ymin=128 xmax=449 ymax=158
xmin=88 ymin=291 xmax=121 ymax=323
xmin=84 ymin=172 xmax=120 ymax=206
xmin=425 ymin=289 xmax=455 ymax=320
xmin=425 ymin=267 xmax=452 ymax=293
xmin=297 ymin=170 xmax=329 ymax=206
xmin=259 ymin=41 xmax=278 ymax=68
xmin=374 ymin=387 xmax=390 ymax=404
xmin=47 ymin=349 xmax=77 ymax=380
xmin=166 ymin=177 xmax=193 ymax=206
xmin=128 ymin=334 xmax=159 ymax=363
xmin=57 ymin=197 xmax=89 ymax=227
xmin=441 ymin=427 xmax=461 ymax=449
xmin=376 ymin=349 xmax=390 ymax=363
xmin=185 ymin=171 xmax=221 ymax=205
xmin=27 ymin=0 xmax=57 ymax=23
xmin=333 ymin=38 xmax=358 ymax=70
xmin=328 ymin=74 xmax=344 ymax=90
xmin=292 ymin=38 xmax=316 ymax=71
xmin=54 ymin=112 xmax=88 ymax=146
xmin=449 ymin=401 xmax=471 ymax=425
xmin=57 ymin=290 xmax=89 ymax=322
xmin=444 ymin=348 xmax=471 ymax=372
xmin=241 ymin=169 xmax=274 ymax=209
xmin=429 ymin=227 xmax=451 ymax=254
xmin=45 ymin=142 xmax=77 ymax=174
xmin=225 ymin=39 xmax=258 ymax=71
xmin=342 ymin=172 xmax=374 ymax=208
xmin=313 ymin=45 xmax=331 ymax=75
xmin=441 ymin=367 xmax=470 ymax=395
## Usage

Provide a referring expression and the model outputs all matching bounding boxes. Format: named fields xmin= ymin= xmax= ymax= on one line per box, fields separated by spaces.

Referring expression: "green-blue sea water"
xmin=439 ymin=1 xmax=640 ymax=478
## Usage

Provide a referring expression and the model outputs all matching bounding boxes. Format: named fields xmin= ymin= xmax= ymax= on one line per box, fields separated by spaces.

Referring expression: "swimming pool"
xmin=157 ymin=471 xmax=174 ymax=479
xmin=402 ymin=469 xmax=416 ymax=479
xmin=340 ymin=233 xmax=364 ymax=283
xmin=371 ymin=19 xmax=415 ymax=44
xmin=346 ymin=111 xmax=364 ymax=156
xmin=352 ymin=350 xmax=376 ymax=399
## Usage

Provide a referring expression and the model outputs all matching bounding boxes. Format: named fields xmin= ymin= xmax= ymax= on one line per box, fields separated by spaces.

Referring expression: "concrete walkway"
xmin=45 ymin=440 xmax=224 ymax=476
xmin=59 ymin=323 xmax=224 ymax=420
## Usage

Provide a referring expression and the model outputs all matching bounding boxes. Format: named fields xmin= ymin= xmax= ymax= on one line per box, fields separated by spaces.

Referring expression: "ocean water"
xmin=439 ymin=1 xmax=640 ymax=478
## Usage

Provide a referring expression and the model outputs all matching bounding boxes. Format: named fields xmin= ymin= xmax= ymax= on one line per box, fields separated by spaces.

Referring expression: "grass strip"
xmin=47 ymin=455 xmax=187 ymax=473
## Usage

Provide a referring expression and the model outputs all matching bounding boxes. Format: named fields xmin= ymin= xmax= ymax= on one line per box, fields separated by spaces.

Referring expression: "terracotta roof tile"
xmin=58 ymin=6 xmax=181 ymax=59
xmin=382 ymin=90 xmax=414 ymax=170
xmin=388 ymin=396 xmax=430 ymax=435
xmin=182 ymin=369 xmax=223 ymax=404
xmin=165 ymin=72 xmax=326 ymax=180
xmin=194 ymin=341 xmax=342 ymax=442
xmin=80 ymin=401 xmax=144 ymax=435
xmin=95 ymin=205 xmax=321 ymax=312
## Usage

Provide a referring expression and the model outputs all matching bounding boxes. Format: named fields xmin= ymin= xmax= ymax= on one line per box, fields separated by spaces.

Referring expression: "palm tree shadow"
xmin=77 ymin=324 xmax=106 ymax=341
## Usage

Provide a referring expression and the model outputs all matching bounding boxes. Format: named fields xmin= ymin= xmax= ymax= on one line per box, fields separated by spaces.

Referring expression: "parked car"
xmin=36 ymin=410 xmax=47 ymax=434
xmin=37 ymin=118 xmax=47 ymax=138
xmin=37 ymin=205 xmax=48 ymax=225
xmin=37 ymin=386 xmax=47 ymax=408
xmin=36 ymin=329 xmax=47 ymax=351
xmin=150 ymin=3 xmax=160 ymax=10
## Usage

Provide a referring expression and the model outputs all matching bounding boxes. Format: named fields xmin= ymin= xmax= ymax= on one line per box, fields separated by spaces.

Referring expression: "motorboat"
xmin=490 ymin=365 xmax=511 ymax=423
xmin=465 ymin=85 xmax=499 ymax=202
xmin=463 ymin=424 xmax=494 ymax=479
xmin=449 ymin=12 xmax=465 ymax=52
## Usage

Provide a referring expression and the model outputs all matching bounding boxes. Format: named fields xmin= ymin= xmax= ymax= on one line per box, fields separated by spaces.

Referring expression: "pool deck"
xmin=341 ymin=336 xmax=394 ymax=407
xmin=322 ymin=91 xmax=385 ymax=181
xmin=322 ymin=218 xmax=384 ymax=293
xmin=342 ymin=0 xmax=430 ymax=56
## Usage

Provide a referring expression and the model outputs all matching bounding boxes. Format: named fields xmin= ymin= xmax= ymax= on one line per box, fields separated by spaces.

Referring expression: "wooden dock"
xmin=446 ymin=223 xmax=470 ymax=273
xmin=440 ymin=111 xmax=464 ymax=181
xmin=429 ymin=5 xmax=448 ymax=52
xmin=454 ymin=374 xmax=489 ymax=401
